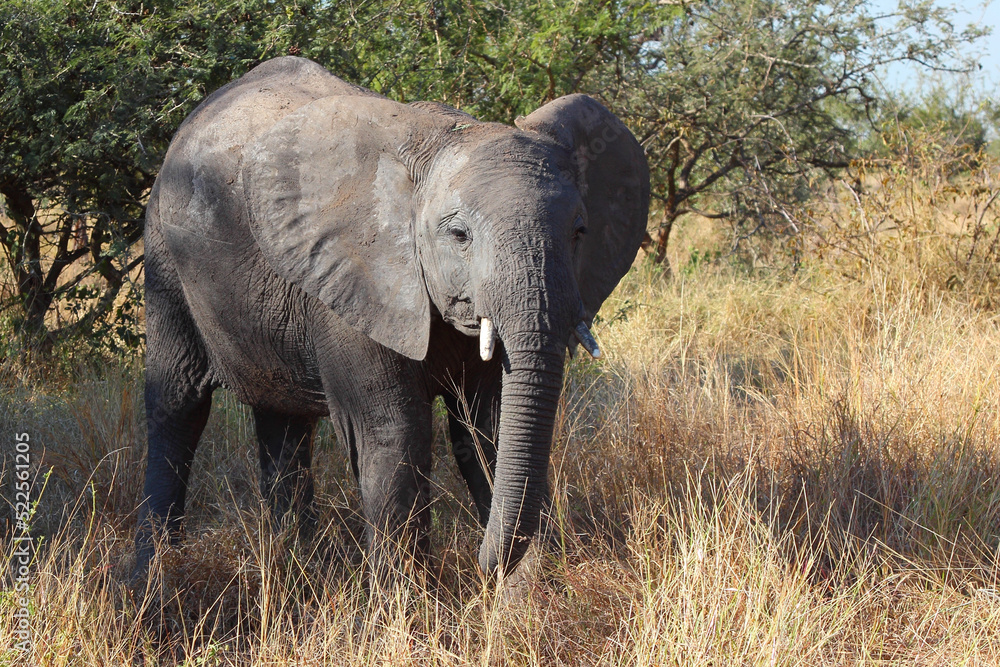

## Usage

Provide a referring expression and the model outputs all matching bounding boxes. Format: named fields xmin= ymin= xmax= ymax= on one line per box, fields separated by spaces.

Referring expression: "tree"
xmin=878 ymin=74 xmax=1000 ymax=156
xmin=319 ymin=0 xmax=646 ymax=123
xmin=607 ymin=0 xmax=988 ymax=267
xmin=0 ymin=0 xmax=334 ymax=355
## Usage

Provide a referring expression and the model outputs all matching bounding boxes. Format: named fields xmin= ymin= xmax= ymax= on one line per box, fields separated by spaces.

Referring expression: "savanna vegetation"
xmin=2 ymin=0 xmax=999 ymax=664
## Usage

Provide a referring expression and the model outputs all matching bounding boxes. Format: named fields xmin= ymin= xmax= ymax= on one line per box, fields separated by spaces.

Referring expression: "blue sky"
xmin=869 ymin=0 xmax=999 ymax=94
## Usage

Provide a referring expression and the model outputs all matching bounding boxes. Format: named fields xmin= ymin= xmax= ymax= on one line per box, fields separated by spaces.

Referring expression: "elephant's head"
xmin=242 ymin=92 xmax=649 ymax=576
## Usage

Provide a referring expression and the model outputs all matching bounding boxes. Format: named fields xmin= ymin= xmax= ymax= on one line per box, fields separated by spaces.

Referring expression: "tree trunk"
xmin=0 ymin=183 xmax=51 ymax=348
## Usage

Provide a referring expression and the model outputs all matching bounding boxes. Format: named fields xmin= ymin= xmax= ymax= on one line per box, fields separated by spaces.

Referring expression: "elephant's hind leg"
xmin=136 ymin=378 xmax=212 ymax=574
xmin=444 ymin=390 xmax=498 ymax=527
xmin=135 ymin=219 xmax=215 ymax=580
xmin=253 ymin=408 xmax=317 ymax=534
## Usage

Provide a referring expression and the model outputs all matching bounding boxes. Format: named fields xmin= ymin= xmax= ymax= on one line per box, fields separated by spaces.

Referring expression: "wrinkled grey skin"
xmin=135 ymin=57 xmax=648 ymax=583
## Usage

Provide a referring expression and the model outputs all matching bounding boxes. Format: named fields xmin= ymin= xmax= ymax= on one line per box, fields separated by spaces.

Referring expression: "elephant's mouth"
xmin=449 ymin=316 xmax=480 ymax=338
xmin=438 ymin=295 xmax=479 ymax=336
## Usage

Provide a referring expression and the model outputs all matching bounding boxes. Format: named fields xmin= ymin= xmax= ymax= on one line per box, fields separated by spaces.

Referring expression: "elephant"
xmin=133 ymin=56 xmax=649 ymax=584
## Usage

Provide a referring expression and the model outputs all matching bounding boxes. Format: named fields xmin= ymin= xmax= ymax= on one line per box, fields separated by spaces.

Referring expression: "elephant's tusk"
xmin=480 ymin=317 xmax=496 ymax=361
xmin=574 ymin=321 xmax=602 ymax=359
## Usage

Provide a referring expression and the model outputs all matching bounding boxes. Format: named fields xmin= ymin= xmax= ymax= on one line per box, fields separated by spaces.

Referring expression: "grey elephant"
xmin=134 ymin=56 xmax=648 ymax=582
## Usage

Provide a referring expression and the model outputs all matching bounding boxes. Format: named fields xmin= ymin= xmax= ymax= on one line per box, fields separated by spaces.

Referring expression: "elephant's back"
xmin=147 ymin=58 xmax=358 ymax=415
xmin=154 ymin=58 xmax=370 ymax=243
xmin=174 ymin=57 xmax=377 ymax=152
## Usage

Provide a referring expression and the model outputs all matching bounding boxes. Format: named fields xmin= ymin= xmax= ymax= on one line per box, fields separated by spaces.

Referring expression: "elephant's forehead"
xmin=470 ymin=131 xmax=565 ymax=168
xmin=435 ymin=133 xmax=570 ymax=192
xmin=421 ymin=127 xmax=579 ymax=220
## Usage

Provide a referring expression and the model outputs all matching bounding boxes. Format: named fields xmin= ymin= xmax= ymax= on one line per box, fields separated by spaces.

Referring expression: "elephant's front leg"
xmin=318 ymin=331 xmax=435 ymax=587
xmin=252 ymin=407 xmax=317 ymax=534
xmin=355 ymin=413 xmax=434 ymax=588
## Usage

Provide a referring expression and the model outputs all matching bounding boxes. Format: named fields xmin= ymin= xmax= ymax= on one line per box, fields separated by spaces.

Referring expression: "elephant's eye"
xmin=573 ymin=217 xmax=587 ymax=242
xmin=448 ymin=225 xmax=471 ymax=247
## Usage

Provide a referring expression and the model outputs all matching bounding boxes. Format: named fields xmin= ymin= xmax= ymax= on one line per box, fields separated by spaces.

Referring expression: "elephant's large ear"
xmin=515 ymin=95 xmax=649 ymax=320
xmin=243 ymin=96 xmax=441 ymax=360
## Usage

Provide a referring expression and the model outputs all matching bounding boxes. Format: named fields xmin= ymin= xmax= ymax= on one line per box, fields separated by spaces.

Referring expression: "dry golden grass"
xmin=2 ymin=146 xmax=999 ymax=664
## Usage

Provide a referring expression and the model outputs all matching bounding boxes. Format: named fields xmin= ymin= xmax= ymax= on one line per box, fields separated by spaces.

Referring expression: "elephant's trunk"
xmin=477 ymin=234 xmax=576 ymax=576
xmin=478 ymin=341 xmax=565 ymax=575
